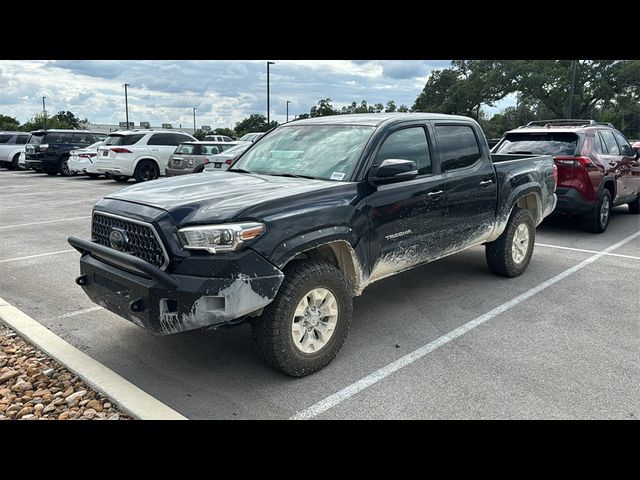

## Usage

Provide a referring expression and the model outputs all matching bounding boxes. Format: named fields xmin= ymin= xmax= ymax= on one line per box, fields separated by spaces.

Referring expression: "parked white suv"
xmin=95 ymin=130 xmax=196 ymax=182
xmin=0 ymin=131 xmax=30 ymax=170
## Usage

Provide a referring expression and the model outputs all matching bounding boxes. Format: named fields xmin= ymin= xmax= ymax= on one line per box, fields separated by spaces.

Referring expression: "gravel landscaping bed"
xmin=0 ymin=324 xmax=131 ymax=420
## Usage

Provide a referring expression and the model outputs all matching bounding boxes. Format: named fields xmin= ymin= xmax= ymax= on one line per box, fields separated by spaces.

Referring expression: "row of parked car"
xmin=0 ymin=128 xmax=264 ymax=181
xmin=1 ymin=118 xmax=639 ymax=234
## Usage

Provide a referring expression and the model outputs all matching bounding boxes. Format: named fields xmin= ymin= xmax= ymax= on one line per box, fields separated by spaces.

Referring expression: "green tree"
xmin=374 ymin=103 xmax=384 ymax=113
xmin=0 ymin=115 xmax=21 ymax=131
xmin=22 ymin=113 xmax=71 ymax=131
xmin=295 ymin=113 xmax=310 ymax=120
xmin=51 ymin=110 xmax=87 ymax=129
xmin=385 ymin=101 xmax=397 ymax=113
xmin=397 ymin=104 xmax=409 ymax=112
xmin=310 ymin=98 xmax=338 ymax=117
xmin=213 ymin=127 xmax=236 ymax=138
xmin=192 ymin=129 xmax=206 ymax=140
xmin=234 ymin=114 xmax=277 ymax=138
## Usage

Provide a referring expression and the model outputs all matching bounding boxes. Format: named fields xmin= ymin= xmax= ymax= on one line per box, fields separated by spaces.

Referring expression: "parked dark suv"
xmin=494 ymin=120 xmax=640 ymax=232
xmin=24 ymin=129 xmax=106 ymax=176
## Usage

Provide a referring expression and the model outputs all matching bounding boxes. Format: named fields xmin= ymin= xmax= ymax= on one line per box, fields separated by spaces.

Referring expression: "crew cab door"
xmin=365 ymin=124 xmax=448 ymax=281
xmin=434 ymin=123 xmax=497 ymax=248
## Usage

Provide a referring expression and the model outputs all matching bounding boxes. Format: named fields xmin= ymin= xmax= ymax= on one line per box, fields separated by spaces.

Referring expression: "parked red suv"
xmin=494 ymin=120 xmax=640 ymax=232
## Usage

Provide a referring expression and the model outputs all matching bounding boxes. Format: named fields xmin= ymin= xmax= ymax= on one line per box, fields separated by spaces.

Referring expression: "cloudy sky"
xmin=0 ymin=60 xmax=510 ymax=129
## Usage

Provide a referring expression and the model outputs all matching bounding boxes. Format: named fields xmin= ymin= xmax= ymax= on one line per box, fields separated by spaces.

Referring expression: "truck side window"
xmin=376 ymin=127 xmax=431 ymax=175
xmin=436 ymin=125 xmax=481 ymax=171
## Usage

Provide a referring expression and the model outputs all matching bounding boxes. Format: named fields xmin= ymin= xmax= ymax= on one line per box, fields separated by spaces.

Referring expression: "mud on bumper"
xmin=68 ymin=236 xmax=284 ymax=335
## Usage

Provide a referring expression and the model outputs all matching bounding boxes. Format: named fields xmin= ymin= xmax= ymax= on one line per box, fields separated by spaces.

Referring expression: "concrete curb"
xmin=0 ymin=297 xmax=187 ymax=420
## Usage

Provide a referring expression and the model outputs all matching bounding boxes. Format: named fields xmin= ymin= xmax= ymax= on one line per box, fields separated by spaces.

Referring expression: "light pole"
xmin=42 ymin=96 xmax=47 ymax=130
xmin=193 ymin=107 xmax=197 ymax=134
xmin=567 ymin=60 xmax=577 ymax=119
xmin=267 ymin=61 xmax=275 ymax=125
xmin=286 ymin=100 xmax=291 ymax=123
xmin=123 ymin=84 xmax=130 ymax=129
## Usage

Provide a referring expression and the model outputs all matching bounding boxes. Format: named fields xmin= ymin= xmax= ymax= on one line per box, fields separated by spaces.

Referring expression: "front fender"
xmin=270 ymin=225 xmax=360 ymax=269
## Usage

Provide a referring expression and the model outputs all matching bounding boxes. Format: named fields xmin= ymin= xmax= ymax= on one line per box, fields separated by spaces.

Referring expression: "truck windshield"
xmin=231 ymin=125 xmax=374 ymax=181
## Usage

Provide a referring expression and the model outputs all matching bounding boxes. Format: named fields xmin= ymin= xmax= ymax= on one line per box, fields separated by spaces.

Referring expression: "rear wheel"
xmin=252 ymin=261 xmax=352 ymax=377
xmin=486 ymin=207 xmax=535 ymax=277
xmin=134 ymin=160 xmax=160 ymax=182
xmin=59 ymin=156 xmax=75 ymax=177
xmin=628 ymin=195 xmax=640 ymax=214
xmin=45 ymin=169 xmax=58 ymax=176
xmin=11 ymin=153 xmax=23 ymax=171
xmin=584 ymin=190 xmax=611 ymax=233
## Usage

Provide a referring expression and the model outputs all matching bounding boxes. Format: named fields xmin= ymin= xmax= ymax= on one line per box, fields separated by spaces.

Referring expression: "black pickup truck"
xmin=68 ymin=113 xmax=557 ymax=376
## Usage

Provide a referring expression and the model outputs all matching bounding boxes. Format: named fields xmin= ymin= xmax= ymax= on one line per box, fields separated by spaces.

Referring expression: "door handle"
xmin=479 ymin=179 xmax=494 ymax=186
xmin=427 ymin=190 xmax=444 ymax=199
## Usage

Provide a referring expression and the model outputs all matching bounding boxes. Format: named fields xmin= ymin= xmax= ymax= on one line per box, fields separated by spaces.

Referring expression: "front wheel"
xmin=134 ymin=160 xmax=160 ymax=182
xmin=252 ymin=261 xmax=353 ymax=377
xmin=486 ymin=207 xmax=535 ymax=277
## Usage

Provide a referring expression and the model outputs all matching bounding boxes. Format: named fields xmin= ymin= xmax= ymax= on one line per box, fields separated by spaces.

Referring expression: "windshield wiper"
xmin=228 ymin=168 xmax=253 ymax=174
xmin=264 ymin=172 xmax=319 ymax=180
xmin=507 ymin=150 xmax=534 ymax=154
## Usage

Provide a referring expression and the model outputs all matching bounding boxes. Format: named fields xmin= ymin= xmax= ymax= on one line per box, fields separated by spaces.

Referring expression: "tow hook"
xmin=75 ymin=275 xmax=88 ymax=286
xmin=129 ymin=299 xmax=145 ymax=312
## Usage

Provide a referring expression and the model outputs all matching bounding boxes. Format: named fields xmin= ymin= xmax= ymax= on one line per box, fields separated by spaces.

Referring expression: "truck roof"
xmin=290 ymin=112 xmax=475 ymax=127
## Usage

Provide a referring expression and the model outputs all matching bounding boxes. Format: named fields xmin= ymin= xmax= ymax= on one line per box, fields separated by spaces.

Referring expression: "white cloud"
xmin=0 ymin=60 xmax=450 ymax=128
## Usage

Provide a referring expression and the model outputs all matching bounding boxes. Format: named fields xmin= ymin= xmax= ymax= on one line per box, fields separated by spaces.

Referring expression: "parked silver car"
xmin=202 ymin=142 xmax=252 ymax=171
xmin=166 ymin=141 xmax=237 ymax=176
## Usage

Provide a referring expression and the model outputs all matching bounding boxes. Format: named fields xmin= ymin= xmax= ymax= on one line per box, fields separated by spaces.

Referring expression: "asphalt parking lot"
xmin=1 ymin=169 xmax=639 ymax=419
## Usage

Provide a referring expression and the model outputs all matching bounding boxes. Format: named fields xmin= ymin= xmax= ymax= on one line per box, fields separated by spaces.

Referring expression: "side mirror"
xmin=369 ymin=159 xmax=418 ymax=185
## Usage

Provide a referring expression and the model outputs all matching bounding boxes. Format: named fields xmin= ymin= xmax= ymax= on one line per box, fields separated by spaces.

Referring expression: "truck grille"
xmin=91 ymin=212 xmax=169 ymax=270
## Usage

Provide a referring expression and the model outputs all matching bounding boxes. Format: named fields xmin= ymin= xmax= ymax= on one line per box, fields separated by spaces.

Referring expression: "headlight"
xmin=178 ymin=222 xmax=265 ymax=253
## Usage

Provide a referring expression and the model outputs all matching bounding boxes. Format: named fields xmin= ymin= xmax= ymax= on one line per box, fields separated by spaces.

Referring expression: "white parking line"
xmin=0 ymin=250 xmax=75 ymax=263
xmin=535 ymin=242 xmax=640 ymax=260
xmin=290 ymin=230 xmax=640 ymax=420
xmin=0 ymin=216 xmax=90 ymax=229
xmin=51 ymin=306 xmax=104 ymax=320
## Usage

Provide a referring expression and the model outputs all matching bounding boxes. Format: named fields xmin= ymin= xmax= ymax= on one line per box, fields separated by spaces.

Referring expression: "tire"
xmin=58 ymin=156 xmax=74 ymax=177
xmin=584 ymin=190 xmax=612 ymax=233
xmin=86 ymin=173 xmax=101 ymax=179
xmin=628 ymin=195 xmax=640 ymax=214
xmin=193 ymin=165 xmax=205 ymax=173
xmin=111 ymin=175 xmax=130 ymax=183
xmin=134 ymin=160 xmax=160 ymax=182
xmin=486 ymin=207 xmax=535 ymax=277
xmin=252 ymin=261 xmax=353 ymax=377
xmin=11 ymin=153 xmax=23 ymax=171
xmin=45 ymin=169 xmax=58 ymax=176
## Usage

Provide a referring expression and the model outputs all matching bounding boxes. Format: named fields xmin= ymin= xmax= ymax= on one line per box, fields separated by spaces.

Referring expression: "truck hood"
xmin=104 ymin=171 xmax=348 ymax=225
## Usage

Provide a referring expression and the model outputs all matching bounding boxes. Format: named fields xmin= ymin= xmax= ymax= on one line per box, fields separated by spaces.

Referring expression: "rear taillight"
xmin=553 ymin=155 xmax=575 ymax=166
xmin=78 ymin=153 xmax=96 ymax=158
xmin=552 ymin=164 xmax=558 ymax=192
xmin=574 ymin=156 xmax=592 ymax=168
xmin=110 ymin=147 xmax=131 ymax=153
xmin=203 ymin=158 xmax=209 ymax=164
xmin=225 ymin=158 xmax=235 ymax=165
